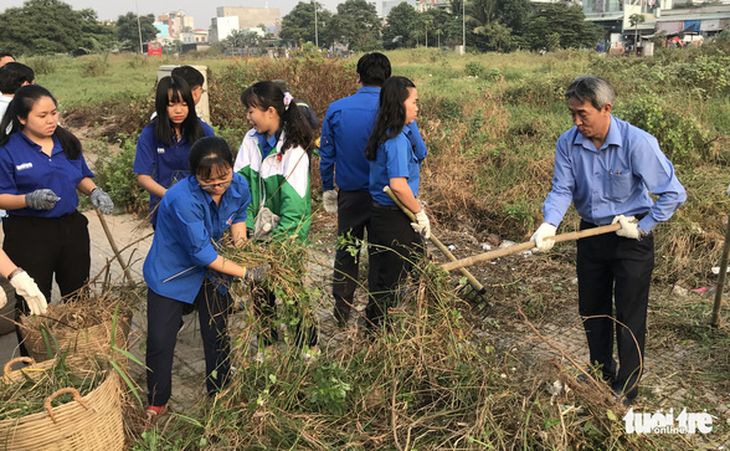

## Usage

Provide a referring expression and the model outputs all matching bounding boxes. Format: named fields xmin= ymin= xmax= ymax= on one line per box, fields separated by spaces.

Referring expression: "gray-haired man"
xmin=531 ymin=75 xmax=686 ymax=404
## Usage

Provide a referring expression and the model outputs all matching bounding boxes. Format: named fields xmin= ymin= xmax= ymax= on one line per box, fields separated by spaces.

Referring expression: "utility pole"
xmin=462 ymin=0 xmax=466 ymax=52
xmin=314 ymin=1 xmax=319 ymax=47
xmin=135 ymin=0 xmax=144 ymax=54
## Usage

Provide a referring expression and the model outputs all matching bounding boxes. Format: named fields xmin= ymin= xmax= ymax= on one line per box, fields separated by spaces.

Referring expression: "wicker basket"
xmin=0 ymin=357 xmax=124 ymax=451
xmin=19 ymin=310 xmax=131 ymax=362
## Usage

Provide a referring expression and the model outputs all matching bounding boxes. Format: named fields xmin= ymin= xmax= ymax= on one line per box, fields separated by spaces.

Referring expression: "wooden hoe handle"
xmin=441 ymin=223 xmax=622 ymax=272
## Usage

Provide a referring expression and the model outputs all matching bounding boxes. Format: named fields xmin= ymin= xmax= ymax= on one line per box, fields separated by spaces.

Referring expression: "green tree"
xmin=280 ymin=1 xmax=333 ymax=47
xmin=521 ymin=4 xmax=603 ymax=51
xmin=474 ymin=21 xmax=514 ymax=52
xmin=629 ymin=13 xmax=646 ymax=54
xmin=116 ymin=12 xmax=158 ymax=52
xmin=330 ymin=0 xmax=381 ymax=51
xmin=383 ymin=3 xmax=418 ymax=47
xmin=0 ymin=0 xmax=113 ymax=55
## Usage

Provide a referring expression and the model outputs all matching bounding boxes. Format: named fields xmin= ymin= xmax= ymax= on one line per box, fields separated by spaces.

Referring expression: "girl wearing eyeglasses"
xmin=133 ymin=75 xmax=214 ymax=227
xmin=143 ymin=136 xmax=266 ymax=422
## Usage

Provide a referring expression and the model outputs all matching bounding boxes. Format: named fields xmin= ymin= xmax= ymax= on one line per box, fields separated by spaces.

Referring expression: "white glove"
xmin=10 ymin=271 xmax=47 ymax=315
xmin=612 ymin=215 xmax=641 ymax=240
xmin=411 ymin=208 xmax=431 ymax=239
xmin=531 ymin=222 xmax=557 ymax=252
xmin=323 ymin=190 xmax=338 ymax=213
xmin=0 ymin=287 xmax=6 ymax=310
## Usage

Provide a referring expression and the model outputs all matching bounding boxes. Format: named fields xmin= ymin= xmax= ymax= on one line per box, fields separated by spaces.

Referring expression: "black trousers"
xmin=146 ymin=280 xmax=232 ymax=407
xmin=332 ymin=190 xmax=373 ymax=325
xmin=367 ymin=204 xmax=424 ymax=330
xmin=577 ymin=220 xmax=654 ymax=399
xmin=2 ymin=211 xmax=90 ymax=355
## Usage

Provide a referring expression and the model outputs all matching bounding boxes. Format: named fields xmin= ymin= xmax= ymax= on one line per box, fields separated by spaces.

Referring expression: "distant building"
xmin=209 ymin=15 xmax=240 ymax=42
xmin=194 ymin=29 xmax=209 ymax=43
xmin=216 ymin=6 xmax=280 ymax=30
xmin=415 ymin=0 xmax=449 ymax=13
xmin=157 ymin=10 xmax=195 ymax=39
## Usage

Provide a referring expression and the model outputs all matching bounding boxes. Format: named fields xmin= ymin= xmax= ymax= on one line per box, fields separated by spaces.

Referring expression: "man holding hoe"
xmin=530 ymin=75 xmax=686 ymax=405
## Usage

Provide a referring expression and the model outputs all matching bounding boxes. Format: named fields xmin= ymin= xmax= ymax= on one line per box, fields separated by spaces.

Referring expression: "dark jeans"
xmin=577 ymin=220 xmax=654 ymax=399
xmin=332 ymin=190 xmax=373 ymax=325
xmin=3 ymin=211 xmax=90 ymax=356
xmin=146 ymin=280 xmax=232 ymax=407
xmin=366 ymin=204 xmax=424 ymax=330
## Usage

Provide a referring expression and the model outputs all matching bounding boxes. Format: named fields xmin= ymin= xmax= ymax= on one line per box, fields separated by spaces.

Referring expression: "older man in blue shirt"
xmin=320 ymin=53 xmax=426 ymax=326
xmin=530 ymin=75 xmax=686 ymax=405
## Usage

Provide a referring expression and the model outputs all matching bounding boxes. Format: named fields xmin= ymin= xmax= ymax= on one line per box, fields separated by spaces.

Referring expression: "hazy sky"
xmin=1 ymin=0 xmax=357 ymax=29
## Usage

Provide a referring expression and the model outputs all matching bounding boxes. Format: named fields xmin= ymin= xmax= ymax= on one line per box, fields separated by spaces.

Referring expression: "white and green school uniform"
xmin=233 ymin=129 xmax=311 ymax=243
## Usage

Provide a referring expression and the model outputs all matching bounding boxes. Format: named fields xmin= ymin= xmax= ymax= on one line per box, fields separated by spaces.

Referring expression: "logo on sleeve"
xmin=226 ymin=214 xmax=234 ymax=226
xmin=157 ymin=148 xmax=165 ymax=154
xmin=16 ymin=162 xmax=33 ymax=171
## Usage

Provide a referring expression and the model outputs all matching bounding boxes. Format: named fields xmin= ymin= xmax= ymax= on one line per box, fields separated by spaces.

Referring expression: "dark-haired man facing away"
xmin=319 ymin=52 xmax=427 ymax=327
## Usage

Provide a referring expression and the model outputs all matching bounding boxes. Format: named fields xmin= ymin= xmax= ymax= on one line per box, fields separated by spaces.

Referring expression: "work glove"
xmin=411 ymin=208 xmax=431 ymax=239
xmin=531 ymin=222 xmax=557 ymax=252
xmin=25 ymin=189 xmax=60 ymax=211
xmin=243 ymin=264 xmax=270 ymax=284
xmin=323 ymin=190 xmax=338 ymax=213
xmin=0 ymin=287 xmax=5 ymax=310
xmin=612 ymin=215 xmax=642 ymax=240
xmin=90 ymin=188 xmax=114 ymax=214
xmin=10 ymin=271 xmax=47 ymax=315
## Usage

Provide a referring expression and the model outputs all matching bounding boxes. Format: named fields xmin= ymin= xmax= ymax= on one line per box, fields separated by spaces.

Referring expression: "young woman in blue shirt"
xmin=143 ymin=136 xmax=266 ymax=420
xmin=133 ymin=75 xmax=214 ymax=227
xmin=364 ymin=76 xmax=430 ymax=331
xmin=0 ymin=84 xmax=113 ymax=354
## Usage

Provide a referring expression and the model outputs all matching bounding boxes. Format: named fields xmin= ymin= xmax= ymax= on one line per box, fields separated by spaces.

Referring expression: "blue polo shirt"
xmin=133 ymin=120 xmax=215 ymax=225
xmin=320 ymin=86 xmax=427 ymax=192
xmin=143 ymin=173 xmax=251 ymax=303
xmin=543 ymin=115 xmax=686 ymax=232
xmin=369 ymin=128 xmax=421 ymax=205
xmin=0 ymin=132 xmax=94 ymax=218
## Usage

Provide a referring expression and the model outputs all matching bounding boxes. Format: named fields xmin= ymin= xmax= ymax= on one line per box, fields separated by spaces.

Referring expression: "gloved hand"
xmin=531 ymin=222 xmax=557 ymax=252
xmin=0 ymin=287 xmax=6 ymax=310
xmin=612 ymin=214 xmax=641 ymax=240
xmin=90 ymin=188 xmax=114 ymax=214
xmin=411 ymin=208 xmax=431 ymax=239
xmin=25 ymin=189 xmax=60 ymax=211
xmin=243 ymin=264 xmax=270 ymax=284
xmin=323 ymin=190 xmax=338 ymax=213
xmin=10 ymin=271 xmax=47 ymax=315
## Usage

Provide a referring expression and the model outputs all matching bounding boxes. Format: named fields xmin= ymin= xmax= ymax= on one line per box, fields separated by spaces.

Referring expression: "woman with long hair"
xmin=143 ymin=136 xmax=266 ymax=421
xmin=134 ymin=75 xmax=214 ymax=227
xmin=0 ymin=84 xmax=113 ymax=353
xmin=364 ymin=76 xmax=430 ymax=331
xmin=233 ymin=80 xmax=317 ymax=358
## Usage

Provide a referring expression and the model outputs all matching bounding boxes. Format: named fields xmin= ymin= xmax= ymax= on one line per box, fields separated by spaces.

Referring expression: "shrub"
xmin=81 ymin=54 xmax=109 ymax=78
xmin=23 ymin=56 xmax=58 ymax=75
xmin=615 ymin=95 xmax=710 ymax=164
xmin=94 ymin=135 xmax=148 ymax=215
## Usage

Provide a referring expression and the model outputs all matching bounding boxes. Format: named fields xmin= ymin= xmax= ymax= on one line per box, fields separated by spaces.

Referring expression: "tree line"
xmin=281 ymin=0 xmax=604 ymax=52
xmin=0 ymin=0 xmax=604 ymax=56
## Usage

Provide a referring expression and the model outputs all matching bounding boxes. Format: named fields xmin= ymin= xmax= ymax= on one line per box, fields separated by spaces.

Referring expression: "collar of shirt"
xmin=255 ymin=130 xmax=280 ymax=160
xmin=357 ymin=86 xmax=381 ymax=95
xmin=572 ymin=115 xmax=623 ymax=152
xmin=17 ymin=132 xmax=64 ymax=156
